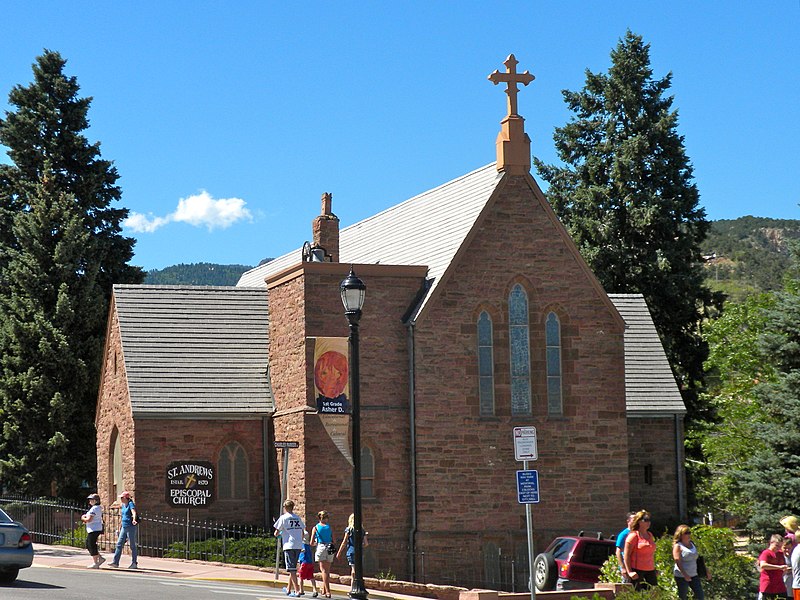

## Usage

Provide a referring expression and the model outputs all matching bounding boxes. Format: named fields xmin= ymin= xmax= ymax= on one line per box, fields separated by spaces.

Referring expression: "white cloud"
xmin=124 ymin=190 xmax=253 ymax=233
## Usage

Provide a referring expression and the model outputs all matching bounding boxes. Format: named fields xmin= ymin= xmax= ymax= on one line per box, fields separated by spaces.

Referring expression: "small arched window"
xmin=546 ymin=312 xmax=563 ymax=415
xmin=361 ymin=446 xmax=375 ymax=498
xmin=477 ymin=311 xmax=495 ymax=416
xmin=111 ymin=427 xmax=123 ymax=499
xmin=218 ymin=442 xmax=249 ymax=500
xmin=509 ymin=284 xmax=531 ymax=416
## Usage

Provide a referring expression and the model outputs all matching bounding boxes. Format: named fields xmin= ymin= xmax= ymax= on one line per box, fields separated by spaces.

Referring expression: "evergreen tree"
xmin=535 ymin=31 xmax=717 ymax=418
xmin=0 ymin=50 xmax=142 ymax=497
xmin=738 ymin=276 xmax=800 ymax=533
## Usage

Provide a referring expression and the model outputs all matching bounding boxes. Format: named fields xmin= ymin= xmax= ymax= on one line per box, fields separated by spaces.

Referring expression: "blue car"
xmin=0 ymin=507 xmax=34 ymax=584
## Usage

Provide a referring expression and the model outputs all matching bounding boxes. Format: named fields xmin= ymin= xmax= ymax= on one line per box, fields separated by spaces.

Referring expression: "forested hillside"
xmin=701 ymin=216 xmax=800 ymax=298
xmin=145 ymin=262 xmax=253 ymax=286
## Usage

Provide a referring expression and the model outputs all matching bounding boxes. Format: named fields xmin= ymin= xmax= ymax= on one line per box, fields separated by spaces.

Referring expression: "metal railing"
xmin=0 ymin=494 xmax=532 ymax=591
xmin=0 ymin=494 xmax=275 ymax=567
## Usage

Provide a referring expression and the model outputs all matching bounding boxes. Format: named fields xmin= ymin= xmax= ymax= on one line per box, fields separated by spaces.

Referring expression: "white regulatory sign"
xmin=513 ymin=426 xmax=538 ymax=461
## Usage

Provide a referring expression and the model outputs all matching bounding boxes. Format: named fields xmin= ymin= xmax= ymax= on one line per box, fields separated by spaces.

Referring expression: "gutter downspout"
xmin=263 ymin=415 xmax=272 ymax=531
xmin=675 ymin=413 xmax=687 ymax=520
xmin=407 ymin=321 xmax=418 ymax=582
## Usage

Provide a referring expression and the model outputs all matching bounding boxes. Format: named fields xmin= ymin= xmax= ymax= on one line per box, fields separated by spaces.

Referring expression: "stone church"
xmin=95 ymin=56 xmax=686 ymax=586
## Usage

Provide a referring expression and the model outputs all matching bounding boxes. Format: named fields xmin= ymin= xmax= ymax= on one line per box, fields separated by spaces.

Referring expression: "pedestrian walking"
xmin=298 ymin=536 xmax=319 ymax=597
xmin=616 ymin=511 xmax=636 ymax=583
xmin=80 ymin=493 xmax=105 ymax=569
xmin=623 ymin=509 xmax=658 ymax=591
xmin=760 ymin=534 xmax=790 ymax=600
xmin=274 ymin=499 xmax=305 ymax=597
xmin=109 ymin=491 xmax=138 ymax=569
xmin=337 ymin=513 xmax=368 ymax=580
xmin=311 ymin=510 xmax=334 ymax=598
xmin=672 ymin=524 xmax=709 ymax=600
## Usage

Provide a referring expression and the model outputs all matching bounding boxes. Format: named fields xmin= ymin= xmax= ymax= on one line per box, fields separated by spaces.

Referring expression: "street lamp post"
xmin=340 ymin=266 xmax=368 ymax=600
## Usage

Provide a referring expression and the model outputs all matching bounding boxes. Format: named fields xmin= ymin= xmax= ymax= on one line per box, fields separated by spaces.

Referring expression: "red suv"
xmin=533 ymin=534 xmax=616 ymax=592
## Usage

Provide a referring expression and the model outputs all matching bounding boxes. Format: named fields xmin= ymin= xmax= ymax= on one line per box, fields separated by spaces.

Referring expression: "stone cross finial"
xmin=488 ymin=54 xmax=535 ymax=117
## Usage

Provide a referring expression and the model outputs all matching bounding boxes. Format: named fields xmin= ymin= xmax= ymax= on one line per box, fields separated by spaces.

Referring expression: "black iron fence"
xmin=0 ymin=494 xmax=533 ymax=591
xmin=0 ymin=494 xmax=276 ymax=567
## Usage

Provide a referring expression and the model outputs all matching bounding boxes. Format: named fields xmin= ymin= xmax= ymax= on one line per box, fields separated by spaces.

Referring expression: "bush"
xmin=599 ymin=526 xmax=757 ymax=599
xmin=164 ymin=536 xmax=277 ymax=567
xmin=54 ymin=525 xmax=87 ymax=547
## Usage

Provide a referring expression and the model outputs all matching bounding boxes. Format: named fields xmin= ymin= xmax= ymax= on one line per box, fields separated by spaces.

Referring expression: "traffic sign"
xmin=517 ymin=469 xmax=540 ymax=504
xmin=513 ymin=426 xmax=538 ymax=461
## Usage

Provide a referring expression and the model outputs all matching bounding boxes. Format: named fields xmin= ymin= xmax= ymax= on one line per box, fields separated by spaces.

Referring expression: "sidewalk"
xmin=31 ymin=543 xmax=399 ymax=598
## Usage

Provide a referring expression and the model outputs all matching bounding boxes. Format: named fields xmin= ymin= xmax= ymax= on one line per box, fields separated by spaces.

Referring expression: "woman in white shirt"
xmin=673 ymin=524 xmax=709 ymax=600
xmin=81 ymin=493 xmax=105 ymax=569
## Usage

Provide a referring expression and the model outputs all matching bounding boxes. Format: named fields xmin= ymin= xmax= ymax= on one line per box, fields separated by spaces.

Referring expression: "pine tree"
xmin=0 ymin=50 xmax=143 ymax=496
xmin=534 ymin=31 xmax=716 ymax=418
xmin=738 ymin=277 xmax=800 ymax=533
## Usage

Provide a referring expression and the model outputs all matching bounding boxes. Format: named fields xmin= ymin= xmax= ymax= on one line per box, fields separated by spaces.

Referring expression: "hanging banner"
xmin=314 ymin=337 xmax=350 ymax=414
xmin=313 ymin=337 xmax=353 ymax=466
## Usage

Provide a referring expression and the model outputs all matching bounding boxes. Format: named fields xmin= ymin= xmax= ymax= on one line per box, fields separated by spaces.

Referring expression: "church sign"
xmin=165 ymin=460 xmax=215 ymax=507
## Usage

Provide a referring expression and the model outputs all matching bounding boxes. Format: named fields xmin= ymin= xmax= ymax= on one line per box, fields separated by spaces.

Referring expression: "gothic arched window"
xmin=218 ymin=442 xmax=249 ymax=500
xmin=509 ymin=284 xmax=531 ymax=416
xmin=477 ymin=311 xmax=495 ymax=416
xmin=546 ymin=312 xmax=563 ymax=415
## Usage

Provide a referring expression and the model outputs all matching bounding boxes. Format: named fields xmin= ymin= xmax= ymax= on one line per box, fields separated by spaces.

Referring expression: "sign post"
xmin=513 ymin=428 xmax=538 ymax=600
xmin=273 ymin=441 xmax=298 ymax=580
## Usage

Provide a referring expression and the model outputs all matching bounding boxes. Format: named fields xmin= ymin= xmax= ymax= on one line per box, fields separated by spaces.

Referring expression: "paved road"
xmin=6 ymin=565 xmax=296 ymax=599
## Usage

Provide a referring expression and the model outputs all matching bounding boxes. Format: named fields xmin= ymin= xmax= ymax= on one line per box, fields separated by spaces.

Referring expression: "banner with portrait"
xmin=312 ymin=337 xmax=353 ymax=466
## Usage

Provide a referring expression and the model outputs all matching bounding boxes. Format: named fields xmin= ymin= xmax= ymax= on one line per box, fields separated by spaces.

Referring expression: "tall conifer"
xmin=0 ymin=50 xmax=142 ymax=496
xmin=535 ymin=31 xmax=716 ymax=418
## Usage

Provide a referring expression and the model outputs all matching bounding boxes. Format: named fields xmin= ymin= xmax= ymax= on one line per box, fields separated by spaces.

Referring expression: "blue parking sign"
xmin=516 ymin=469 xmax=540 ymax=504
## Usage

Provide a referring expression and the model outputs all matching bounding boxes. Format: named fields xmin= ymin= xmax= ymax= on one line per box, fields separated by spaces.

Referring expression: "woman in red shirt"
xmin=624 ymin=509 xmax=658 ymax=591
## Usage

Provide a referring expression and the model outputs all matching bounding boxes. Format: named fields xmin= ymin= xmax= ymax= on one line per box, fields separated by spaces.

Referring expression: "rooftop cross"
xmin=488 ymin=54 xmax=535 ymax=117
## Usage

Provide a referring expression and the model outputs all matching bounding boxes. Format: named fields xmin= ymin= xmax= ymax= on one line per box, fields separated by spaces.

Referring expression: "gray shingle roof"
xmin=608 ymin=293 xmax=686 ymax=416
xmin=113 ymin=285 xmax=273 ymax=418
xmin=237 ymin=163 xmax=503 ymax=320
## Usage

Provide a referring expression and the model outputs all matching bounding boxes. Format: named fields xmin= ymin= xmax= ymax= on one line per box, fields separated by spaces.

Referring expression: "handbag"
xmin=696 ymin=555 xmax=707 ymax=578
xmin=327 ymin=541 xmax=336 ymax=555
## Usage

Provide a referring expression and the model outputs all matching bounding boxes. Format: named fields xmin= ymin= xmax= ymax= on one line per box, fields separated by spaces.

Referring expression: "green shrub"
xmin=54 ymin=525 xmax=87 ymax=547
xmin=165 ymin=536 xmax=277 ymax=567
xmin=599 ymin=526 xmax=757 ymax=599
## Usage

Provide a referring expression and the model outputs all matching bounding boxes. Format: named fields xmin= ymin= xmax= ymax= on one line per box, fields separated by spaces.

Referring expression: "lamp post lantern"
xmin=340 ymin=266 xmax=368 ymax=600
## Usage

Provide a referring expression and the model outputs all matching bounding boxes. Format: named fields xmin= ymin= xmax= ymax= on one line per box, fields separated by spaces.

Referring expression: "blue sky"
xmin=1 ymin=2 xmax=797 ymax=271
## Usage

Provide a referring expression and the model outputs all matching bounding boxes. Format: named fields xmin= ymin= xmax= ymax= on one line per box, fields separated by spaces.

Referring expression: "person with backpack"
xmin=109 ymin=490 xmax=139 ymax=569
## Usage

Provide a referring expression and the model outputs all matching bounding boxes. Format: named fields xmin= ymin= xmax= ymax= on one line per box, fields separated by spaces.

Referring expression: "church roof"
xmin=113 ymin=284 xmax=273 ymax=418
xmin=608 ymin=293 xmax=686 ymax=416
xmin=237 ymin=163 xmax=503 ymax=320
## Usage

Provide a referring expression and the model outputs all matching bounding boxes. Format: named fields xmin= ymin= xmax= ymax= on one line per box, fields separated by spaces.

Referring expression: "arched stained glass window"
xmin=546 ymin=312 xmax=563 ymax=415
xmin=509 ymin=284 xmax=531 ymax=416
xmin=477 ymin=311 xmax=495 ymax=416
xmin=218 ymin=442 xmax=249 ymax=500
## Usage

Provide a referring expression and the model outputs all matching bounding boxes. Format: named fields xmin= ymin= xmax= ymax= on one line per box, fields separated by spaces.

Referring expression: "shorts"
xmin=299 ymin=561 xmax=314 ymax=580
xmin=315 ymin=543 xmax=334 ymax=563
xmin=284 ymin=549 xmax=301 ymax=572
xmin=794 ymin=590 xmax=800 ymax=600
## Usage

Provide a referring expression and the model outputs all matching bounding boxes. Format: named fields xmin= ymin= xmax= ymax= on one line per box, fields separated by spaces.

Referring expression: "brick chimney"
xmin=312 ymin=192 xmax=339 ymax=262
